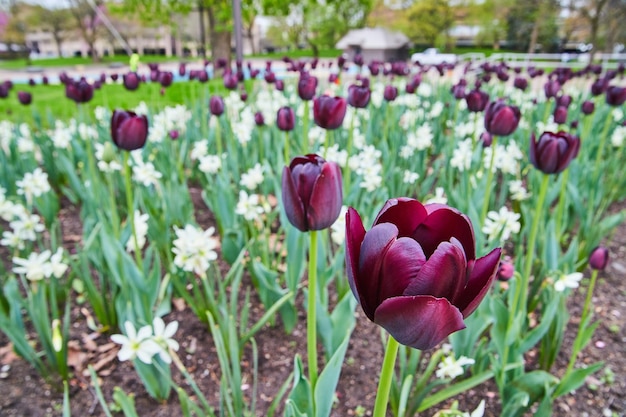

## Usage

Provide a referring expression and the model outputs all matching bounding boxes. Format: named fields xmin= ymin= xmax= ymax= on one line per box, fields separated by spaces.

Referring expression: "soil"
xmin=1 ymin=188 xmax=624 ymax=417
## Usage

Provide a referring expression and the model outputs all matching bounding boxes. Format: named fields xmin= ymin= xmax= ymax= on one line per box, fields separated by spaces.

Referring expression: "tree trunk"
xmin=198 ymin=1 xmax=207 ymax=57
xmin=53 ymin=35 xmax=63 ymax=57
xmin=207 ymin=5 xmax=231 ymax=65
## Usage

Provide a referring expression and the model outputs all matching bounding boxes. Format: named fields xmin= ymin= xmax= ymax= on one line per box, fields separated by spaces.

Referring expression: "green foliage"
xmin=401 ymin=0 xmax=455 ymax=48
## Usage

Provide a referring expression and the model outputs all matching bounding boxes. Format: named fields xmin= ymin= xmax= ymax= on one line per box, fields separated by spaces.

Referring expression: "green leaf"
xmin=505 ymin=370 xmax=558 ymax=407
xmin=314 ymin=332 xmax=351 ymax=417
xmin=553 ymin=362 xmax=603 ymax=398
xmin=518 ymin=295 xmax=559 ymax=354
xmin=112 ymin=387 xmax=140 ymax=417
xmin=286 ymin=355 xmax=313 ymax=416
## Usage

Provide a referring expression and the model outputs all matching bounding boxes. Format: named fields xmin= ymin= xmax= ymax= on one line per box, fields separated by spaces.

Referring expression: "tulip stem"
xmin=284 ymin=131 xmax=290 ymax=164
xmin=554 ymin=169 xmax=569 ymax=238
xmin=345 ymin=110 xmax=356 ymax=193
xmin=303 ymin=100 xmax=310 ymax=153
xmin=106 ymin=173 xmax=120 ymax=238
xmin=307 ymin=229 xmax=319 ymax=390
xmin=373 ymin=334 xmax=399 ymax=417
xmin=480 ymin=135 xmax=498 ymax=227
xmin=592 ymin=114 xmax=612 ymax=183
xmin=565 ymin=269 xmax=599 ymax=377
xmin=215 ymin=117 xmax=223 ymax=158
xmin=123 ymin=152 xmax=143 ymax=272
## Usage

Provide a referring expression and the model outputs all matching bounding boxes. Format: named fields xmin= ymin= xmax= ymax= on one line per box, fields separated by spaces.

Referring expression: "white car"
xmin=411 ymin=48 xmax=458 ymax=65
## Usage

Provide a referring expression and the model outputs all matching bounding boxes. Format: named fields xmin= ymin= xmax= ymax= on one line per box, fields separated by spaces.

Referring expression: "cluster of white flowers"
xmin=508 ymin=180 xmax=530 ymax=201
xmin=0 ymin=189 xmax=46 ymax=249
xmin=436 ymin=354 xmax=475 ymax=379
xmin=235 ymin=190 xmax=266 ymax=221
xmin=348 ymin=145 xmax=383 ymax=192
xmin=450 ymin=138 xmax=474 ymax=172
xmin=131 ymin=153 xmax=162 ymax=187
xmin=611 ymin=125 xmax=626 ymax=147
xmin=49 ymin=120 xmax=73 ymax=149
xmin=0 ymin=120 xmax=15 ymax=154
xmin=240 ymin=163 xmax=265 ymax=190
xmin=94 ymin=106 xmax=110 ymax=125
xmin=231 ymin=107 xmax=257 ymax=146
xmin=190 ymin=141 xmax=209 ymax=161
xmin=70 ymin=121 xmax=98 ymax=141
xmin=425 ymin=187 xmax=448 ymax=204
xmin=612 ymin=107 xmax=624 ymax=123
xmin=482 ymin=206 xmax=521 ymax=242
xmin=330 ymin=206 xmax=348 ymax=246
xmin=94 ymin=142 xmax=122 ymax=173
xmin=400 ymin=124 xmax=434 ymax=159
xmin=172 ymin=224 xmax=219 ymax=275
xmin=198 ymin=154 xmax=222 ymax=174
xmin=12 ymin=248 xmax=68 ymax=281
xmin=126 ymin=211 xmax=149 ymax=253
xmin=429 ymin=101 xmax=445 ymax=119
xmin=255 ymin=88 xmax=289 ymax=126
xmin=482 ymin=141 xmax=524 ymax=175
xmin=554 ymin=272 xmax=583 ymax=292
xmin=319 ymin=143 xmax=348 ymax=167
xmin=148 ymin=105 xmax=192 ymax=143
xmin=16 ymin=167 xmax=51 ymax=205
xmin=111 ymin=318 xmax=179 ymax=364
xmin=403 ymin=170 xmax=420 ymax=184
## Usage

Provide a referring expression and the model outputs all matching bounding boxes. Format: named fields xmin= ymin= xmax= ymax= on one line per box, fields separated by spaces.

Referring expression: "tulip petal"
xmin=374 ymin=295 xmax=466 ymax=350
xmin=455 ymin=247 xmax=501 ymax=317
xmin=373 ymin=198 xmax=427 ymax=237
xmin=413 ymin=205 xmax=475 ymax=259
xmin=307 ymin=161 xmax=343 ymax=230
xmin=346 ymin=207 xmax=366 ymax=301
xmin=357 ymin=223 xmax=399 ymax=320
xmin=380 ymin=237 xmax=426 ymax=305
xmin=281 ymin=166 xmax=307 ymax=231
xmin=404 ymin=241 xmax=466 ymax=301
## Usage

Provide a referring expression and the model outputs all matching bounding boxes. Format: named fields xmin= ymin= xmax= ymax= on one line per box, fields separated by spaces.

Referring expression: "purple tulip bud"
xmin=606 ymin=85 xmax=626 ymax=106
xmin=17 ymin=91 xmax=32 ymax=105
xmin=223 ymin=72 xmax=237 ymax=89
xmin=169 ymin=130 xmax=179 ymax=140
xmin=544 ymin=79 xmax=561 ymax=99
xmin=346 ymin=198 xmax=501 ymax=350
xmin=591 ymin=78 xmax=608 ymax=96
xmin=198 ymin=70 xmax=209 ymax=83
xmin=275 ymin=79 xmax=284 ymax=91
xmin=313 ymin=95 xmax=347 ymax=130
xmin=123 ymin=72 xmax=140 ymax=91
xmin=282 ymin=154 xmax=343 ymax=232
xmin=254 ymin=111 xmax=265 ymax=126
xmin=347 ymin=83 xmax=371 ymax=108
xmin=148 ymin=63 xmax=159 ymax=72
xmin=384 ymin=85 xmax=398 ymax=102
xmin=110 ymin=109 xmax=149 ymax=151
xmin=353 ymin=54 xmax=364 ymax=67
xmin=28 ymin=78 xmax=35 ymax=86
xmin=498 ymin=257 xmax=515 ymax=281
xmin=452 ymin=84 xmax=466 ymax=100
xmin=557 ymin=94 xmax=572 ymax=108
xmin=209 ymin=96 xmax=225 ymax=116
xmin=179 ymin=63 xmax=186 ymax=76
xmin=264 ymin=71 xmax=276 ymax=84
xmin=553 ymin=106 xmax=568 ymax=124
xmin=110 ymin=73 xmax=119 ymax=82
xmin=0 ymin=84 xmax=8 ymax=98
xmin=240 ymin=90 xmax=248 ymax=102
xmin=276 ymin=106 xmax=295 ymax=131
xmin=484 ymin=100 xmax=521 ymax=136
xmin=513 ymin=77 xmax=528 ymax=91
xmin=481 ymin=132 xmax=493 ymax=147
xmin=159 ymin=71 xmax=173 ymax=87
xmin=529 ymin=131 xmax=580 ymax=174
xmin=570 ymin=120 xmax=579 ymax=129
xmin=66 ymin=79 xmax=94 ymax=104
xmin=42 ymin=76 xmax=49 ymax=85
xmin=581 ymin=100 xmax=595 ymax=115
xmin=465 ymin=89 xmax=490 ymax=112
xmin=589 ymin=246 xmax=609 ymax=270
xmin=329 ymin=73 xmax=339 ymax=83
xmin=298 ymin=74 xmax=318 ymax=101
xmin=150 ymin=70 xmax=159 ymax=82
xmin=338 ymin=55 xmax=346 ymax=68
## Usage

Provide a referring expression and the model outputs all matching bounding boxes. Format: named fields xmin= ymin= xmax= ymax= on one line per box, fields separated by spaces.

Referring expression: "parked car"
xmin=560 ymin=43 xmax=593 ymax=63
xmin=411 ymin=48 xmax=457 ymax=65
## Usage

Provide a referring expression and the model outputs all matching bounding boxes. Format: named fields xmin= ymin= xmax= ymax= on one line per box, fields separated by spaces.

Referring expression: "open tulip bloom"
xmin=346 ymin=198 xmax=501 ymax=350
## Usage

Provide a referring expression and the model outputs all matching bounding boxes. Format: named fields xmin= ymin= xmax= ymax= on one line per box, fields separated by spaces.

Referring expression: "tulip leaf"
xmin=316 ymin=291 xmax=356 ymax=358
xmin=552 ymin=361 xmax=603 ymax=398
xmin=112 ymin=387 xmax=140 ymax=417
xmin=286 ymin=355 xmax=313 ymax=417
xmin=542 ymin=220 xmax=558 ymax=272
xmin=518 ymin=294 xmax=559 ymax=354
xmin=314 ymin=332 xmax=351 ymax=417
xmin=489 ymin=296 xmax=509 ymax=355
xmin=248 ymin=260 xmax=297 ymax=332
xmin=505 ymin=370 xmax=558 ymax=409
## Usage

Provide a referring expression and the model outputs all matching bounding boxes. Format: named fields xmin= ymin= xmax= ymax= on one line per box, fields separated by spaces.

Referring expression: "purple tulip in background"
xmin=123 ymin=72 xmax=140 ymax=91
xmin=254 ymin=111 xmax=265 ymax=126
xmin=465 ymin=89 xmax=489 ymax=112
xmin=198 ymin=70 xmax=209 ymax=83
xmin=589 ymin=246 xmax=609 ymax=270
xmin=275 ymin=79 xmax=284 ymax=91
xmin=223 ymin=72 xmax=237 ymax=89
xmin=544 ymin=79 xmax=561 ymax=99
xmin=209 ymin=96 xmax=225 ymax=116
xmin=281 ymin=154 xmax=343 ymax=232
xmin=529 ymin=131 xmax=580 ymax=174
xmin=581 ymin=100 xmax=595 ymax=115
xmin=0 ymin=83 xmax=9 ymax=98
xmin=159 ymin=71 xmax=173 ymax=87
xmin=110 ymin=73 xmax=119 ymax=82
xmin=298 ymin=74 xmax=318 ymax=101
xmin=17 ymin=91 xmax=32 ymax=105
xmin=178 ymin=63 xmax=186 ymax=76
xmin=513 ymin=77 xmax=528 ymax=91
xmin=498 ymin=257 xmax=515 ymax=281
xmin=383 ymin=85 xmax=398 ymax=102
xmin=605 ymin=86 xmax=626 ymax=106
xmin=66 ymin=79 xmax=94 ymax=104
xmin=313 ymin=95 xmax=347 ymax=130
xmin=590 ymin=78 xmax=608 ymax=96
xmin=553 ymin=106 xmax=568 ymax=124
xmin=276 ymin=106 xmax=295 ymax=131
xmin=346 ymin=198 xmax=501 ymax=350
xmin=110 ymin=109 xmax=149 ymax=151
xmin=484 ymin=100 xmax=521 ymax=136
xmin=348 ymin=82 xmax=371 ymax=108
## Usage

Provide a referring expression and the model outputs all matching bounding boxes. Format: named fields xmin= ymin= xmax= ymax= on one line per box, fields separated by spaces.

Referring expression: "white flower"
xmin=46 ymin=248 xmax=69 ymax=278
xmin=111 ymin=321 xmax=161 ymax=364
xmin=612 ymin=108 xmax=624 ymax=122
xmin=152 ymin=317 xmax=179 ymax=364
xmin=240 ymin=163 xmax=265 ymax=190
xmin=611 ymin=126 xmax=625 ymax=147
xmin=436 ymin=355 xmax=475 ymax=379
xmin=198 ymin=154 xmax=222 ymax=174
xmin=190 ymin=141 xmax=209 ymax=161
xmin=330 ymin=206 xmax=348 ymax=246
xmin=463 ymin=400 xmax=485 ymax=417
xmin=172 ymin=224 xmax=219 ymax=275
xmin=554 ymin=272 xmax=583 ymax=292
xmin=319 ymin=144 xmax=348 ymax=167
xmin=403 ymin=170 xmax=420 ymax=184
xmin=10 ymin=213 xmax=45 ymax=242
xmin=359 ymin=165 xmax=383 ymax=192
xmin=16 ymin=168 xmax=51 ymax=204
xmin=1 ymin=230 xmax=25 ymax=250
xmin=482 ymin=207 xmax=521 ymax=242
xmin=407 ymin=124 xmax=434 ymax=151
xmin=450 ymin=139 xmax=473 ymax=172
xmin=95 ymin=143 xmax=122 ymax=173
xmin=13 ymin=251 xmax=51 ymax=281
xmin=235 ymin=190 xmax=264 ymax=221
xmin=126 ymin=211 xmax=149 ymax=253
xmin=508 ymin=180 xmax=530 ymax=201
xmin=425 ymin=187 xmax=447 ymax=205
xmin=132 ymin=161 xmax=162 ymax=187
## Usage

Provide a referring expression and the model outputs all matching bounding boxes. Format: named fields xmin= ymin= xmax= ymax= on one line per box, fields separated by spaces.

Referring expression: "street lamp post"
xmin=233 ymin=0 xmax=243 ymax=62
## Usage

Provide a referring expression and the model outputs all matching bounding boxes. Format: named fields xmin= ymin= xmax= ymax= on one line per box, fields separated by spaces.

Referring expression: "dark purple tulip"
xmin=544 ymin=80 xmax=561 ymax=99
xmin=198 ymin=70 xmax=209 ymax=83
xmin=148 ymin=63 xmax=159 ymax=72
xmin=498 ymin=258 xmax=515 ymax=281
xmin=591 ymin=78 xmax=608 ymax=96
xmin=298 ymin=74 xmax=318 ymax=100
xmin=581 ymin=100 xmax=595 ymax=115
xmin=169 ymin=130 xmax=179 ymax=140
xmin=59 ymin=72 xmax=70 ymax=85
xmin=557 ymin=94 xmax=572 ymax=108
xmin=254 ymin=111 xmax=265 ymax=126
xmin=452 ymin=84 xmax=466 ymax=100
xmin=276 ymin=106 xmax=295 ymax=131
xmin=313 ymin=95 xmax=347 ymax=130
xmin=159 ymin=71 xmax=173 ymax=87
xmin=150 ymin=70 xmax=159 ymax=82
xmin=553 ymin=106 xmax=568 ymax=124
xmin=110 ymin=109 xmax=149 ymax=151
xmin=178 ymin=63 xmax=186 ymax=76
xmin=529 ymin=131 xmax=580 ymax=174
xmin=240 ymin=90 xmax=248 ymax=102
xmin=99 ymin=73 xmax=106 ymax=84
xmin=480 ymin=132 xmax=493 ymax=147
xmin=570 ymin=120 xmax=579 ymax=129
xmin=3 ymin=80 xmax=13 ymax=90
xmin=589 ymin=246 xmax=609 ymax=270
xmin=250 ymin=69 xmax=260 ymax=78
xmin=369 ymin=63 xmax=380 ymax=76
xmin=282 ymin=154 xmax=343 ymax=232
xmin=329 ymin=73 xmax=339 ymax=84
xmin=66 ymin=79 xmax=94 ymax=103
xmin=17 ymin=91 xmax=32 ymax=105
xmin=0 ymin=84 xmax=9 ymax=98
xmin=110 ymin=73 xmax=118 ymax=82
xmin=384 ymin=85 xmax=398 ymax=102
xmin=264 ymin=71 xmax=276 ymax=84
xmin=497 ymin=70 xmax=509 ymax=82
xmin=465 ymin=89 xmax=489 ymax=112
xmin=223 ymin=72 xmax=237 ymax=89
xmin=209 ymin=96 xmax=225 ymax=116
xmin=482 ymin=74 xmax=491 ymax=83
xmin=606 ymin=86 xmax=626 ymax=106
xmin=123 ymin=72 xmax=140 ymax=91
xmin=346 ymin=198 xmax=501 ymax=350
xmin=484 ymin=100 xmax=521 ymax=136
xmin=338 ymin=55 xmax=346 ymax=68
xmin=28 ymin=78 xmax=35 ymax=86
xmin=42 ymin=76 xmax=49 ymax=85
xmin=275 ymin=79 xmax=284 ymax=91
xmin=354 ymin=54 xmax=364 ymax=67
xmin=513 ymin=77 xmax=528 ymax=91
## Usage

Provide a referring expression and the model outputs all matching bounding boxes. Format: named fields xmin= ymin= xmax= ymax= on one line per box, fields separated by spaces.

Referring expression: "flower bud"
xmin=589 ymin=246 xmax=609 ymax=270
xmin=581 ymin=100 xmax=595 ymax=115
xmin=298 ymin=74 xmax=318 ymax=100
xmin=591 ymin=78 xmax=608 ymax=96
xmin=513 ymin=77 xmax=528 ymax=91
xmin=313 ymin=95 xmax=347 ymax=130
xmin=123 ymin=72 xmax=140 ymax=91
xmin=276 ymin=106 xmax=295 ymax=131
xmin=66 ymin=79 xmax=94 ymax=104
xmin=498 ymin=258 xmax=515 ymax=281
xmin=557 ymin=94 xmax=572 ymax=108
xmin=17 ymin=91 xmax=32 ymax=105
xmin=383 ymin=85 xmax=398 ymax=102
xmin=254 ymin=111 xmax=265 ymax=126
xmin=111 ymin=109 xmax=149 ymax=151
xmin=159 ymin=71 xmax=173 ymax=87
xmin=553 ymin=106 xmax=568 ymax=124
xmin=606 ymin=86 xmax=626 ymax=106
xmin=529 ymin=131 xmax=580 ymax=174
xmin=275 ymin=79 xmax=284 ymax=91
xmin=209 ymin=95 xmax=225 ymax=116
xmin=544 ymin=79 xmax=560 ymax=99
xmin=347 ymin=83 xmax=371 ymax=108
xmin=223 ymin=72 xmax=237 ymax=89
xmin=484 ymin=99 xmax=521 ymax=136
xmin=465 ymin=89 xmax=489 ymax=112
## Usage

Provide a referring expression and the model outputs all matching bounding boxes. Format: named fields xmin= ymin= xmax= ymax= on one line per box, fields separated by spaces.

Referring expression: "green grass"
xmin=0 ymin=54 xmax=182 ymax=71
xmin=249 ymin=48 xmax=342 ymax=59
xmin=0 ymin=79 xmax=252 ymax=126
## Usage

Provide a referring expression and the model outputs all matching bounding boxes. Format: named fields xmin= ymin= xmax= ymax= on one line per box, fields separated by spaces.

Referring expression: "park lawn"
xmin=0 ymin=79 xmax=252 ymax=126
xmin=0 ymin=55 xmax=182 ymax=71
